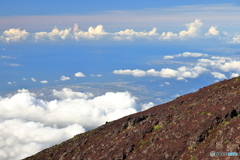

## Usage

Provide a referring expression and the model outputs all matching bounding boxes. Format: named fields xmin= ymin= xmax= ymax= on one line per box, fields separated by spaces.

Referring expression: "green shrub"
xmin=153 ymin=125 xmax=162 ymax=131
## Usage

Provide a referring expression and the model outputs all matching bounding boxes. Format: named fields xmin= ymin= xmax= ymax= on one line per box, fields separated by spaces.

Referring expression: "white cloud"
xmin=0 ymin=89 xmax=148 ymax=159
xmin=230 ymin=73 xmax=239 ymax=78
xmin=7 ymin=82 xmax=12 ymax=85
xmin=40 ymin=80 xmax=48 ymax=84
xmin=113 ymin=27 xmax=158 ymax=41
xmin=74 ymin=72 xmax=85 ymax=77
xmin=9 ymin=63 xmax=20 ymax=67
xmin=22 ymin=78 xmax=26 ymax=80
xmin=74 ymin=25 xmax=107 ymax=40
xmin=164 ymin=52 xmax=208 ymax=59
xmin=177 ymin=52 xmax=208 ymax=57
xmin=115 ymin=27 xmax=157 ymax=36
xmin=113 ymin=66 xmax=208 ymax=80
xmin=38 ymin=93 xmax=44 ymax=97
xmin=197 ymin=57 xmax=240 ymax=73
xmin=0 ymin=19 xmax=234 ymax=43
xmin=60 ymin=75 xmax=70 ymax=81
xmin=220 ymin=61 xmax=240 ymax=72
xmin=113 ymin=69 xmax=147 ymax=77
xmin=34 ymin=27 xmax=72 ymax=41
xmin=179 ymin=19 xmax=203 ymax=38
xmin=160 ymin=31 xmax=178 ymax=40
xmin=52 ymin=88 xmax=93 ymax=99
xmin=31 ymin=78 xmax=36 ymax=82
xmin=231 ymin=35 xmax=240 ymax=43
xmin=197 ymin=57 xmax=232 ymax=69
xmin=172 ymin=94 xmax=180 ymax=98
xmin=17 ymin=89 xmax=36 ymax=97
xmin=0 ymin=55 xmax=15 ymax=59
xmin=115 ymin=54 xmax=240 ymax=80
xmin=90 ymin=74 xmax=102 ymax=77
xmin=1 ymin=28 xmax=29 ymax=42
xmin=141 ymin=102 xmax=155 ymax=111
xmin=211 ymin=56 xmax=231 ymax=60
xmin=88 ymin=25 xmax=105 ymax=34
xmin=158 ymin=68 xmax=179 ymax=78
xmin=163 ymin=55 xmax=174 ymax=59
xmin=205 ymin=26 xmax=219 ymax=36
xmin=164 ymin=82 xmax=170 ymax=85
xmin=211 ymin=72 xmax=227 ymax=79
xmin=73 ymin=23 xmax=79 ymax=33
xmin=0 ymin=119 xmax=85 ymax=160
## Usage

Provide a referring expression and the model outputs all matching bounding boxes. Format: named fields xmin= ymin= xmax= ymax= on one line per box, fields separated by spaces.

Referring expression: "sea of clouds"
xmin=0 ymin=88 xmax=154 ymax=160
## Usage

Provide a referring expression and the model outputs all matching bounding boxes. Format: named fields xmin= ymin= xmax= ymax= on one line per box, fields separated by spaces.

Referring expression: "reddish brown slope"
xmin=24 ymin=77 xmax=240 ymax=160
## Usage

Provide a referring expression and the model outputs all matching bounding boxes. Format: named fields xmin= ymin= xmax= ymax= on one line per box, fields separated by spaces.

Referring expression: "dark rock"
xmin=24 ymin=76 xmax=240 ymax=160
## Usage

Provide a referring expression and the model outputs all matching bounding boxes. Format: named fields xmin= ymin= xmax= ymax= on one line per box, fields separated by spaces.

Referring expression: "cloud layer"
xmin=0 ymin=19 xmax=237 ymax=43
xmin=0 ymin=88 xmax=153 ymax=160
xmin=114 ymin=53 xmax=240 ymax=80
xmin=163 ymin=52 xmax=209 ymax=59
xmin=113 ymin=66 xmax=208 ymax=80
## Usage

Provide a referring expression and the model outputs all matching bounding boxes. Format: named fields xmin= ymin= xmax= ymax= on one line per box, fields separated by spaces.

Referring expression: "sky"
xmin=1 ymin=1 xmax=240 ymax=159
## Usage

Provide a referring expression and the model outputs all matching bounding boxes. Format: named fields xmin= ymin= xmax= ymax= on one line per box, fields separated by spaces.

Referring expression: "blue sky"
xmin=2 ymin=1 xmax=239 ymax=16
xmin=1 ymin=1 xmax=240 ymax=159
xmin=1 ymin=1 xmax=240 ymax=103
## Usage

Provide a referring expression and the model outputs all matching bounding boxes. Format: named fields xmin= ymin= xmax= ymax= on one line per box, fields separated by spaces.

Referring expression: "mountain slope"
xmin=24 ymin=77 xmax=240 ymax=160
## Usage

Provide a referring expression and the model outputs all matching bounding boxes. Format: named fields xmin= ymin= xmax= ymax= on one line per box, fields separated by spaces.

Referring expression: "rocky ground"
xmin=24 ymin=77 xmax=240 ymax=160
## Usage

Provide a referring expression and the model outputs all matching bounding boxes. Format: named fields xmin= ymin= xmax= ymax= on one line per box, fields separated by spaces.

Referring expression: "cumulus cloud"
xmin=230 ymin=73 xmax=239 ymax=78
xmin=0 ymin=119 xmax=85 ymax=160
xmin=115 ymin=27 xmax=157 ymax=36
xmin=0 ymin=88 xmax=152 ymax=159
xmin=40 ymin=80 xmax=48 ymax=83
xmin=113 ymin=27 xmax=158 ymax=41
xmin=74 ymin=25 xmax=107 ymax=40
xmin=172 ymin=94 xmax=180 ymax=98
xmin=220 ymin=61 xmax=240 ymax=72
xmin=160 ymin=31 xmax=178 ymax=40
xmin=74 ymin=72 xmax=85 ymax=77
xmin=232 ymin=35 xmax=240 ymax=43
xmin=179 ymin=19 xmax=203 ymax=38
xmin=205 ymin=26 xmax=219 ymax=36
xmin=211 ymin=72 xmax=227 ymax=79
xmin=0 ymin=19 xmax=232 ymax=43
xmin=113 ymin=66 xmax=208 ymax=80
xmin=141 ymin=102 xmax=155 ymax=111
xmin=197 ymin=57 xmax=230 ymax=69
xmin=52 ymin=88 xmax=93 ymax=99
xmin=18 ymin=89 xmax=36 ymax=97
xmin=34 ymin=27 xmax=72 ymax=41
xmin=196 ymin=57 xmax=240 ymax=74
xmin=115 ymin=52 xmax=240 ymax=80
xmin=73 ymin=23 xmax=79 ymax=33
xmin=113 ymin=69 xmax=147 ymax=77
xmin=1 ymin=28 xmax=29 ymax=42
xmin=60 ymin=75 xmax=70 ymax=81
